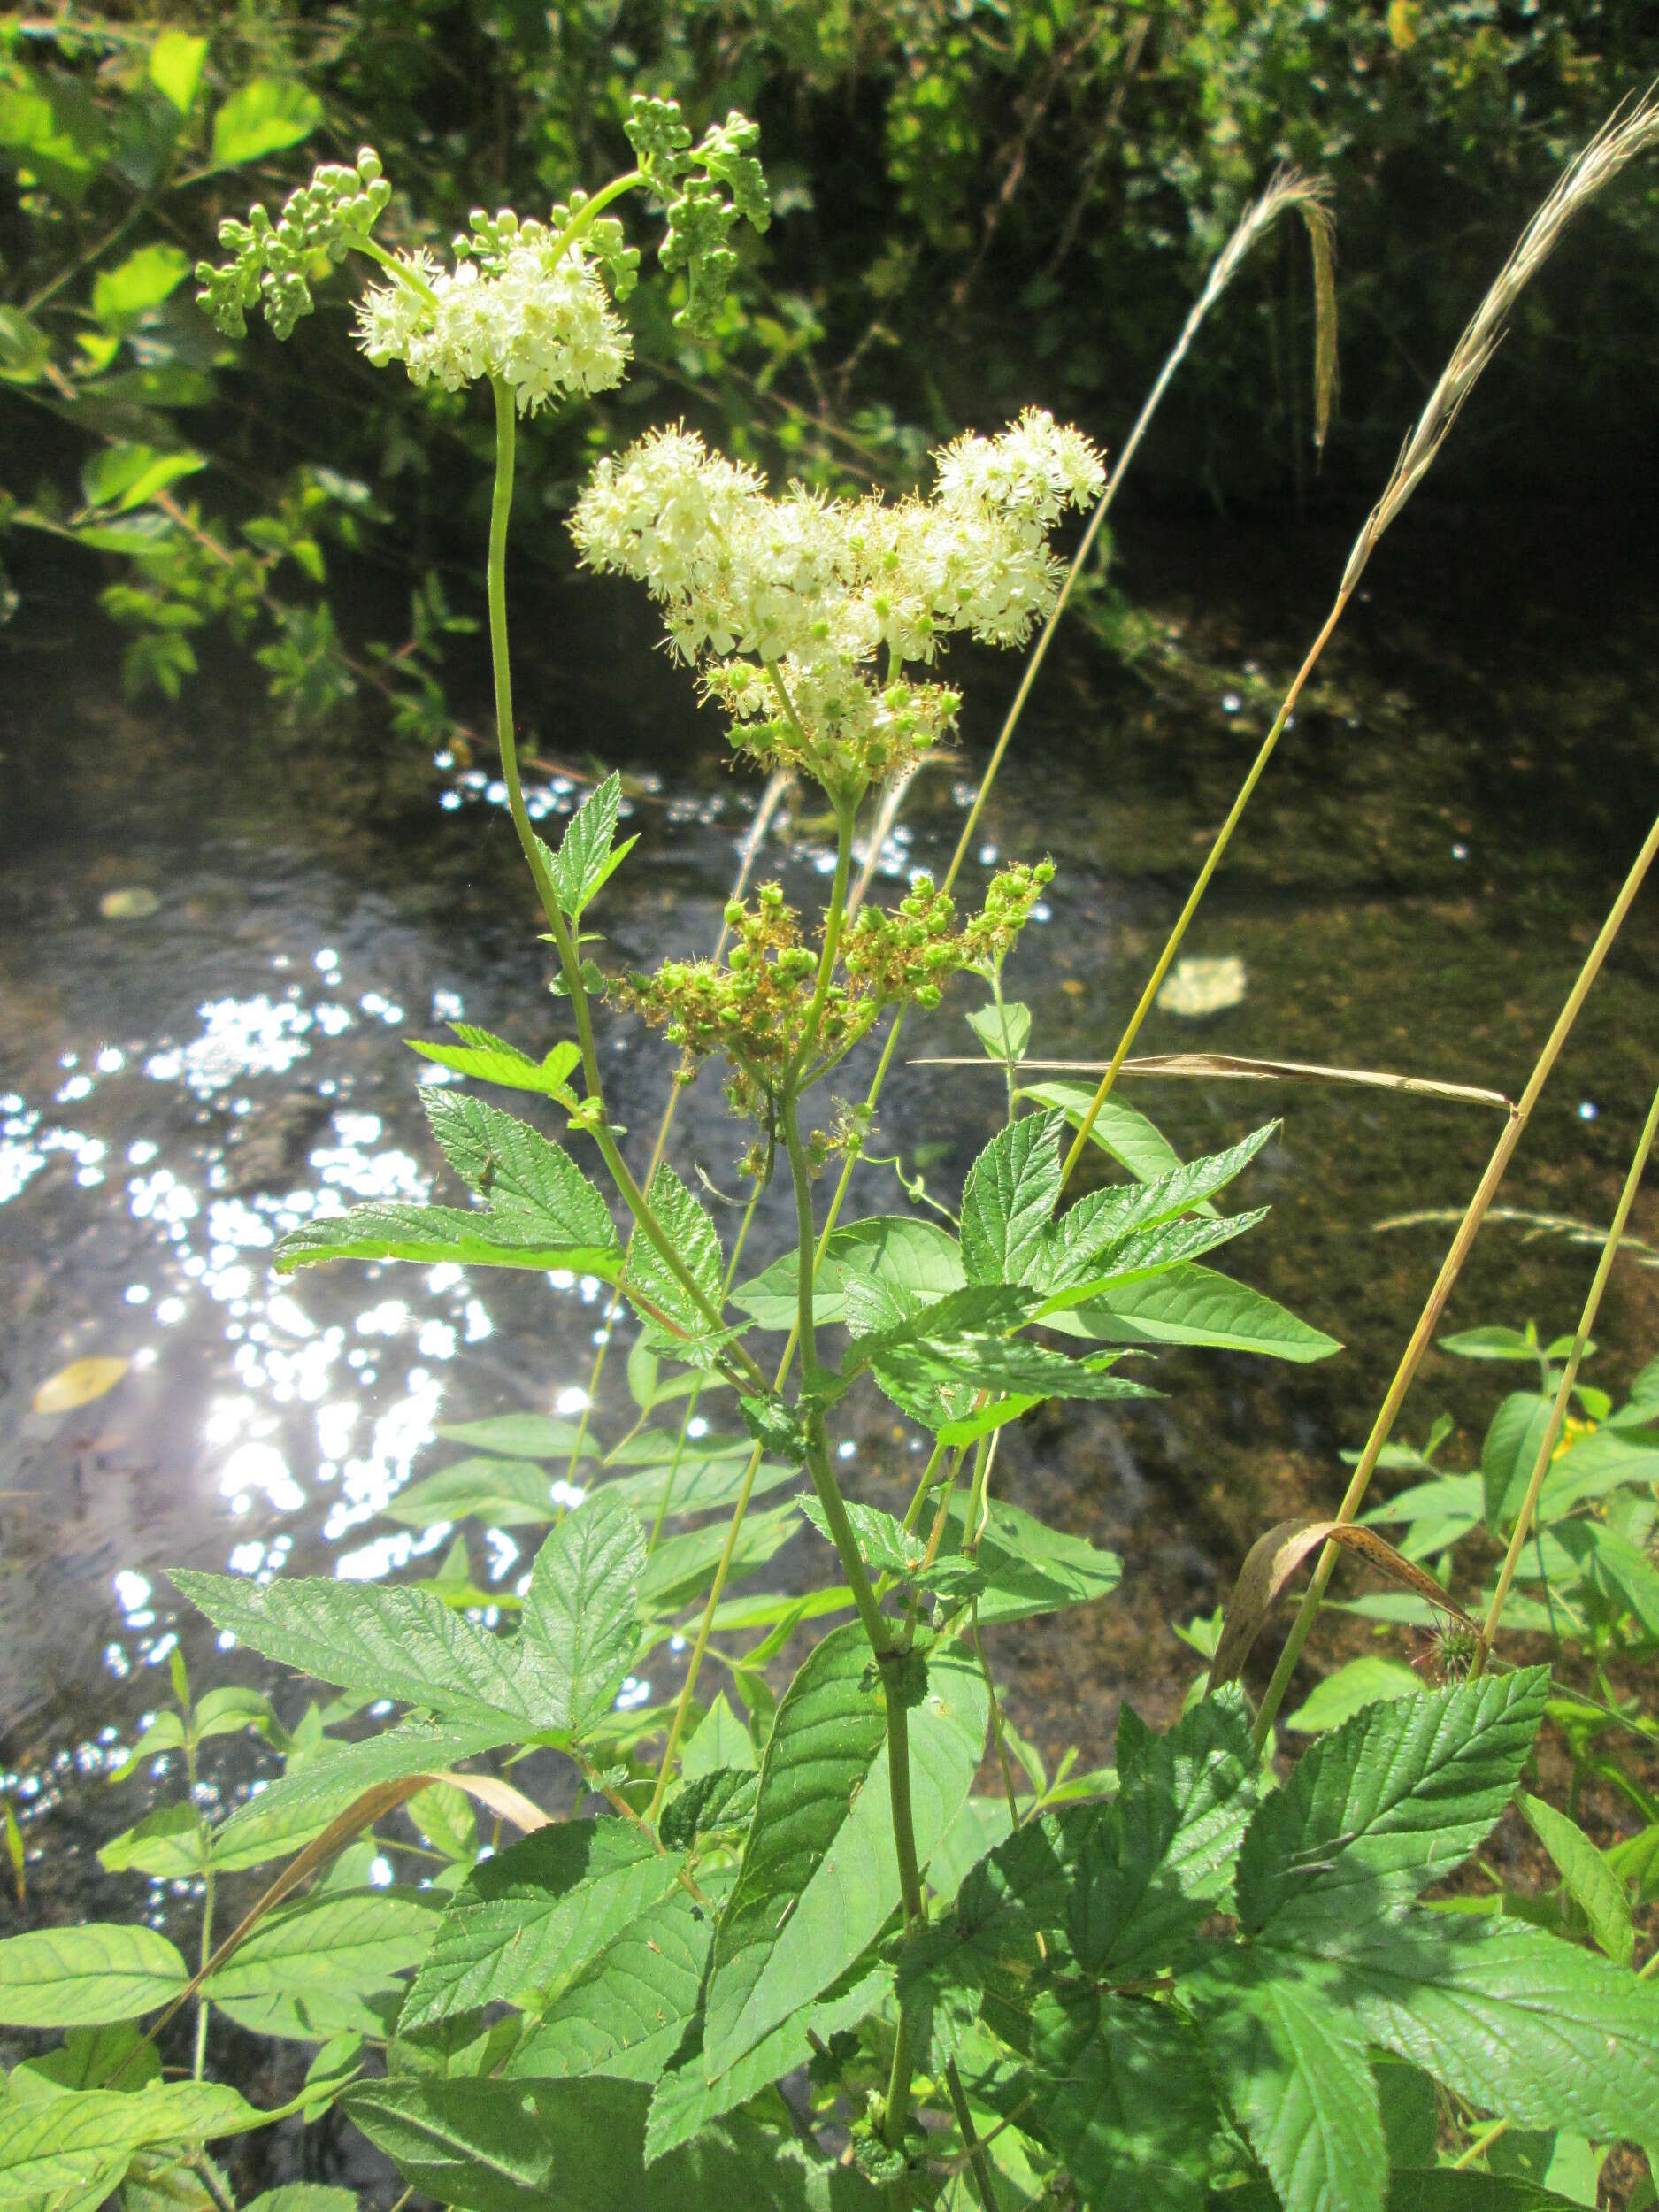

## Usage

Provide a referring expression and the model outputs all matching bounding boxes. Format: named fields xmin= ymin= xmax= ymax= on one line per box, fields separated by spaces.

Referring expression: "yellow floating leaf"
xmin=100 ymin=887 xmax=160 ymax=919
xmin=33 ymin=1356 xmax=131 ymax=1414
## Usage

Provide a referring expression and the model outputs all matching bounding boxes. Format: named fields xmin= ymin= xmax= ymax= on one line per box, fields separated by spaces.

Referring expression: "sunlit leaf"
xmin=32 ymin=1356 xmax=128 ymax=1414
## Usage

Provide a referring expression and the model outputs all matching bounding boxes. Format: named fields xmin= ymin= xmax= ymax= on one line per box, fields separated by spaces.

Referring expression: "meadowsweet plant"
xmin=6 ymin=108 xmax=1659 ymax=2212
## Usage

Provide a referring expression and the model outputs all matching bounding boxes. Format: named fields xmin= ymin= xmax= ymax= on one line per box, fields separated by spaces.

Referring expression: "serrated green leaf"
xmin=171 ymin=1566 xmax=556 ymax=1732
xmin=518 ymin=1489 xmax=646 ymax=1738
xmin=409 ymin=1026 xmax=581 ymax=1102
xmin=1483 ymin=1393 xmax=1556 ymax=1530
xmin=345 ymin=2073 xmax=877 ymax=2211
xmin=204 ymin=1888 xmax=442 ymax=2001
xmin=704 ymin=1628 xmax=987 ymax=2076
xmin=1027 ymin=1987 xmax=1215 ymax=2210
xmin=1552 ymin=1517 xmax=1659 ymax=1635
xmin=11 ymin=2023 xmax=159 ymax=2097
xmin=399 ymin=1820 xmax=680 ymax=2031
xmin=543 ymin=774 xmax=633 ymax=917
xmin=1071 ymin=1693 xmax=1258 ymax=1977
xmin=1191 ymin=1946 xmax=1385 ymax=2212
xmin=1019 ymin=1079 xmax=1190 ymax=1187
xmin=1056 ymin=1260 xmax=1340 ymax=1362
xmin=604 ymin=1450 xmax=797 ymax=1524
xmin=0 ymin=1924 xmax=188 ymax=2026
xmin=1335 ymin=1913 xmax=1659 ymax=2146
xmin=966 ymin=1001 xmax=1031 ymax=1063
xmin=1048 ymin=1124 xmax=1276 ymax=1281
xmin=960 ymin=1110 xmax=1065 ymax=1287
xmin=507 ymin=1886 xmax=710 ymax=2082
xmin=1518 ymin=1793 xmax=1633 ymax=1964
xmin=273 ymin=1200 xmax=619 ymax=1278
xmin=680 ymin=1692 xmax=758 ymax=1780
xmin=424 ymin=1091 xmax=617 ymax=1248
xmin=1285 ymin=1656 xmax=1423 ymax=1733
xmin=866 ymin=1332 xmax=1151 ymax=1431
xmin=1237 ymin=1671 xmax=1549 ymax=1933
xmin=660 ymin=1764 xmax=759 ymax=1851
xmin=211 ymin=78 xmax=324 ymax=165
xmin=408 ymin=1779 xmax=479 ymax=1863
xmin=214 ymin=1983 xmax=399 ymax=2045
xmin=626 ymin=1163 xmax=724 ymax=1344
xmin=733 ymin=1216 xmax=964 ymax=1332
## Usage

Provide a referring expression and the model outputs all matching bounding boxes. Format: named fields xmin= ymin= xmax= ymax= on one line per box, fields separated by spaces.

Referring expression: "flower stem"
xmin=486 ymin=376 xmax=755 ymax=1371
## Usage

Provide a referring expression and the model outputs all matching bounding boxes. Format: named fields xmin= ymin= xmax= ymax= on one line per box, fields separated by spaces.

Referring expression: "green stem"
xmin=788 ymin=798 xmax=857 ymax=1090
xmin=942 ymin=2056 xmax=999 ymax=2211
xmin=1477 ymin=1076 xmax=1659 ymax=1667
xmin=1253 ymin=808 xmax=1659 ymax=1747
xmin=354 ymin=234 xmax=441 ymax=307
xmin=486 ymin=377 xmax=757 ymax=1373
xmin=185 ymin=1735 xmax=212 ymax=2082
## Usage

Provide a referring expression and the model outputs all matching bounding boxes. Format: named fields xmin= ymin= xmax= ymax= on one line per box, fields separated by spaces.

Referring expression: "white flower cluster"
xmin=569 ymin=410 xmax=1105 ymax=792
xmin=356 ymin=233 xmax=630 ymax=414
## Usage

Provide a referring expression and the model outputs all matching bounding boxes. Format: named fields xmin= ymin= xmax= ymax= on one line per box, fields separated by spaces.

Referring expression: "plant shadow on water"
xmin=3 ymin=491 xmax=1658 ymax=1944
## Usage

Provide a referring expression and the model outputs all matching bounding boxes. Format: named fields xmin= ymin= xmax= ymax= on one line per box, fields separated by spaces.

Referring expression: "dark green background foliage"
xmin=6 ymin=1 xmax=1659 ymax=735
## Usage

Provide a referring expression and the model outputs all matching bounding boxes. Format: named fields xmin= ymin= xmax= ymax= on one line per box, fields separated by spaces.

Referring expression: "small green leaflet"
xmin=966 ymin=999 xmax=1031 ymax=1064
xmin=1482 ymin=1393 xmax=1556 ymax=1529
xmin=960 ymin=1109 xmax=1066 ymax=1288
xmin=275 ymin=1092 xmax=618 ymax=1279
xmin=538 ymin=773 xmax=638 ymax=918
xmin=98 ymin=1802 xmax=205 ymax=1880
xmin=1518 ymin=1792 xmax=1634 ymax=1964
xmin=0 ymin=1923 xmax=189 ymax=2027
xmin=211 ymin=78 xmax=324 ymax=166
xmin=399 ymin=1818 xmax=682 ymax=2031
xmin=1052 ymin=1259 xmax=1340 ymax=1362
xmin=626 ymin=1163 xmax=726 ymax=1345
xmin=408 ymin=1025 xmax=582 ymax=1103
xmin=733 ymin=1216 xmax=964 ymax=1332
xmin=1019 ymin=1079 xmax=1193 ymax=1186
xmin=518 ymin=1487 xmax=647 ymax=1739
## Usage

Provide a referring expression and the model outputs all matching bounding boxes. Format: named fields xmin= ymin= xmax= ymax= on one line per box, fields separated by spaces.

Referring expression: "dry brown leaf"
xmin=1207 ymin=1516 xmax=1482 ymax=1694
xmin=33 ymin=1357 xmax=130 ymax=1415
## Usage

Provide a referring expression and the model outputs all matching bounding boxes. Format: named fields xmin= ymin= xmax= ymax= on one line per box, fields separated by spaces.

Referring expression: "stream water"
xmin=4 ymin=498 xmax=1657 ymax=1995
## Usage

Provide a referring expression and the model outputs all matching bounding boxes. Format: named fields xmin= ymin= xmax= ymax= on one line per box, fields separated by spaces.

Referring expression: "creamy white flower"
xmin=570 ymin=411 xmax=1104 ymax=786
xmin=356 ymin=237 xmax=630 ymax=413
